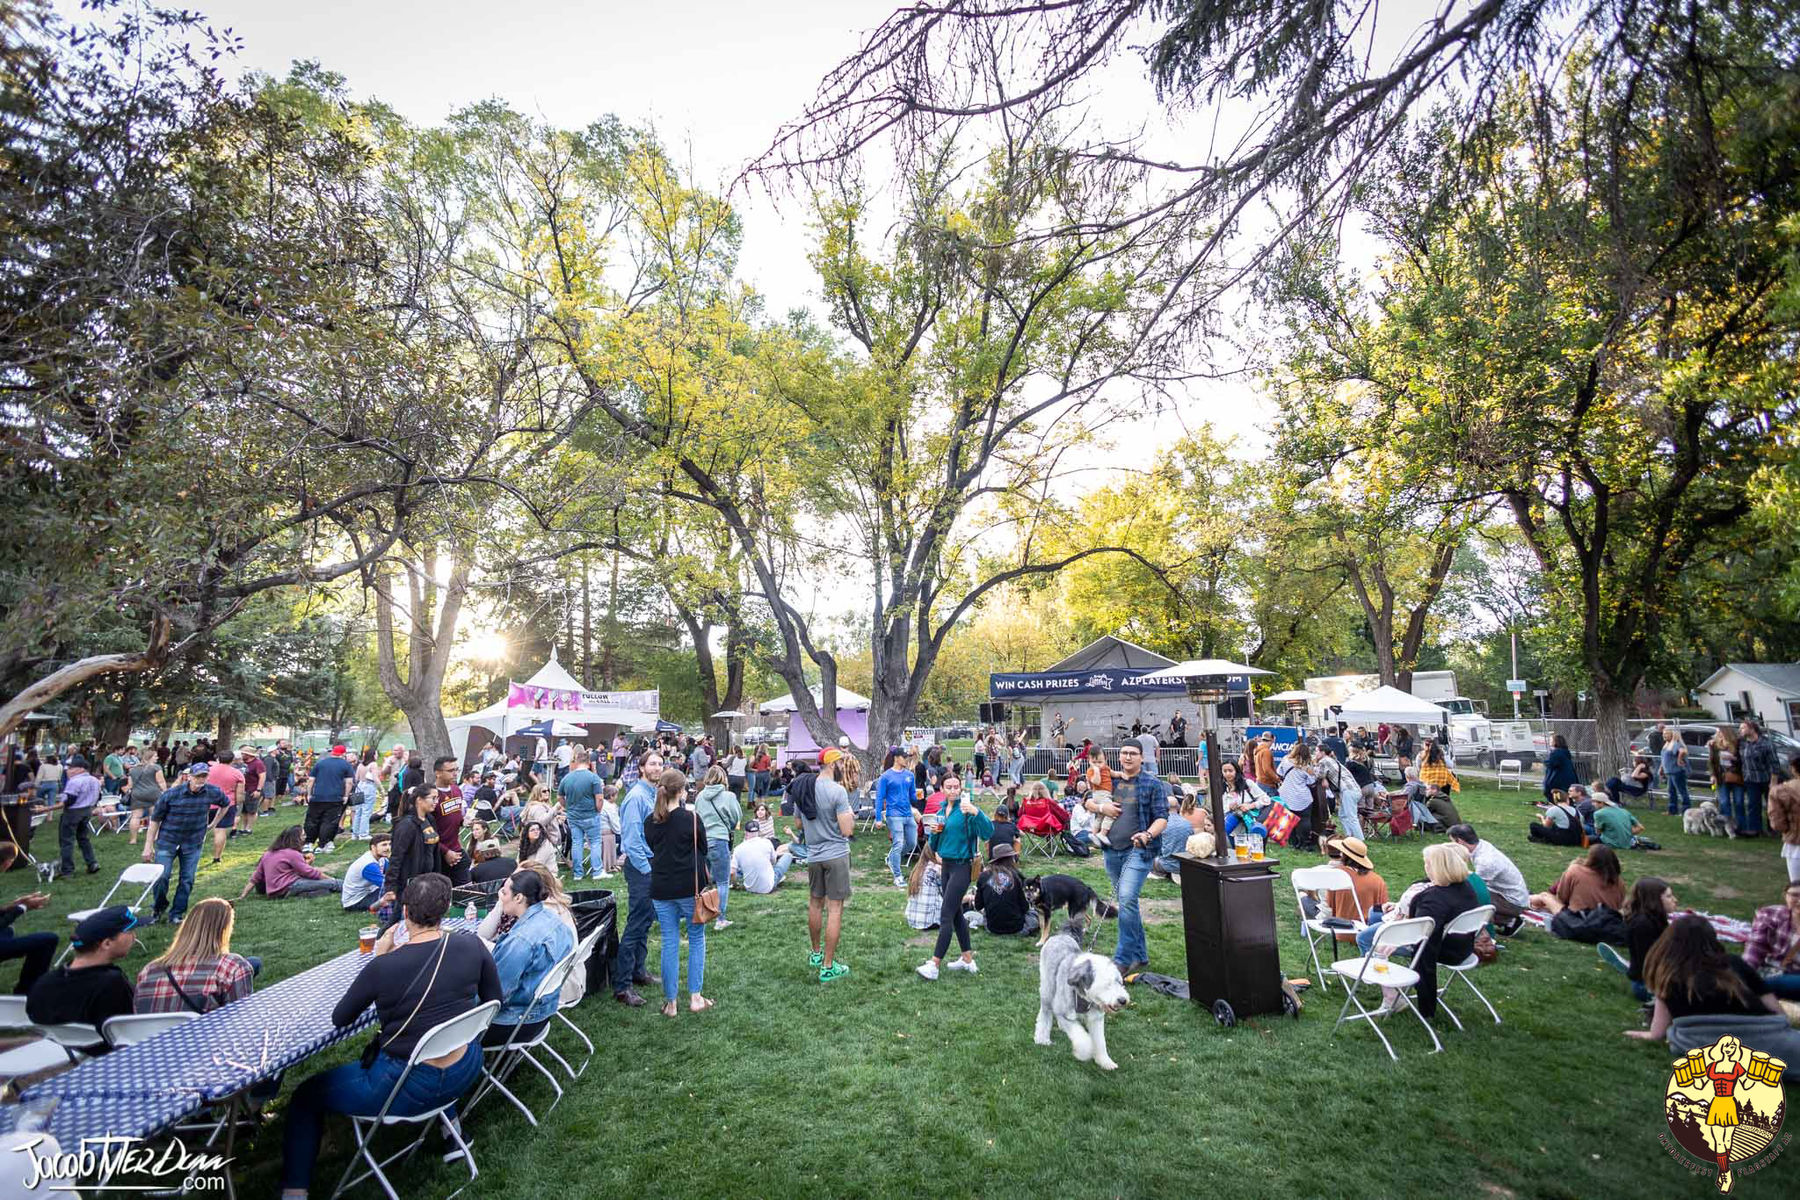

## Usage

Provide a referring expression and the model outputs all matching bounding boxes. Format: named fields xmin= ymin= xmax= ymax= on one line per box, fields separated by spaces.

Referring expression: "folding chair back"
xmin=469 ymin=946 xmax=581 ymax=1127
xmin=1442 ymin=904 xmax=1494 ymax=941
xmin=400 ymin=1000 xmax=502 ymax=1090
xmin=1291 ymin=866 xmax=1361 ymax=978
xmin=1496 ymin=760 xmax=1523 ymax=790
xmin=35 ymin=1022 xmax=106 ymax=1062
xmin=548 ymin=929 xmax=605 ymax=1078
xmin=1367 ymin=915 xmax=1435 ymax=955
xmin=0 ymin=995 xmax=30 ymax=1029
xmin=1435 ymin=904 xmax=1501 ymax=1029
xmin=102 ymin=1011 xmax=196 ymax=1048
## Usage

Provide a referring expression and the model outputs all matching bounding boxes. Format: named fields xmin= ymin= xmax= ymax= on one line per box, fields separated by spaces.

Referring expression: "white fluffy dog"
xmin=1682 ymin=799 xmax=1736 ymax=839
xmin=1035 ymin=918 xmax=1131 ymax=1070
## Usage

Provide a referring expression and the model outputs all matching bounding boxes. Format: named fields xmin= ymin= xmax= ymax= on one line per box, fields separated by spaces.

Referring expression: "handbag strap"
xmin=376 ymin=935 xmax=451 ymax=1057
xmin=160 ymin=963 xmax=209 ymax=1014
xmin=690 ymin=808 xmax=709 ymax=893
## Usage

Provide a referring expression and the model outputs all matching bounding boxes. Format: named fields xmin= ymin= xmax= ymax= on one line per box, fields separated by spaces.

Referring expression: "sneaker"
xmin=916 ymin=960 xmax=940 ymax=981
xmin=893 ymin=876 xmax=907 ymax=889
xmin=320 ymin=842 xmax=336 ymax=854
xmin=818 ymin=961 xmax=849 ymax=983
xmin=595 ymin=871 xmax=613 ymax=879
xmin=946 ymin=957 xmax=978 ymax=974
xmin=302 ymin=843 xmax=315 ymax=854
xmin=808 ymin=950 xmax=824 ymax=969
xmin=714 ymin=918 xmax=733 ymax=931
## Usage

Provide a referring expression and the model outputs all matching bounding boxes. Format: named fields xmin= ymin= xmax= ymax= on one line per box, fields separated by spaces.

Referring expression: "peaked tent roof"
xmin=520 ymin=650 xmax=585 ymax=693
xmin=1700 ymin=662 xmax=1800 ymax=696
xmin=1045 ymin=635 xmax=1176 ymax=674
xmin=759 ymin=684 xmax=872 ymax=714
xmin=1331 ymin=685 xmax=1450 ymax=725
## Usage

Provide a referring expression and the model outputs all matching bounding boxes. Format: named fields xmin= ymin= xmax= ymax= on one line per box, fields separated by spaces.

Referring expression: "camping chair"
xmin=1496 ymin=759 xmax=1523 ymax=790
xmin=465 ymin=948 xmax=581 ymax=1127
xmin=327 ymin=999 xmax=500 ymax=1200
xmin=1364 ymin=791 xmax=1415 ymax=841
xmin=1329 ymin=916 xmax=1442 ymax=1061
xmin=1016 ymin=795 xmax=1067 ymax=861
xmin=55 ymin=861 xmax=167 ymax=965
xmin=1290 ymin=866 xmax=1367 ymax=982
xmin=542 ymin=926 xmax=605 ymax=1080
xmin=1434 ymin=904 xmax=1501 ymax=1029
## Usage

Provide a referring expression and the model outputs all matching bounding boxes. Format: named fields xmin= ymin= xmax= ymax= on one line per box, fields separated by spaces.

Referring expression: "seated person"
xmin=986 ymin=802 xmax=1019 ymax=857
xmin=134 ymin=896 xmax=256 ymax=1013
xmin=904 ymin=844 xmax=945 ymax=930
xmin=1531 ymin=845 xmax=1626 ymax=927
xmin=1357 ymin=843 xmax=1479 ymax=1019
xmin=1394 ymin=767 xmax=1435 ymax=830
xmin=1591 ymin=793 xmax=1646 ymax=851
xmin=1743 ymin=881 xmax=1800 ymax=1002
xmin=970 ymin=843 xmax=1037 ymax=937
xmin=1528 ymin=789 xmax=1586 ymax=846
xmin=240 ymin=826 xmax=339 ymax=900
xmin=1622 ymin=877 xmax=1676 ymax=1002
xmin=27 ymin=905 xmax=136 ymax=1030
xmin=342 ymin=833 xmax=391 ymax=915
xmin=1602 ymin=760 xmax=1654 ymax=808
xmin=1218 ymin=761 xmax=1270 ymax=837
xmin=0 ymin=841 xmax=55 ymax=993
xmin=731 ymin=831 xmax=793 ymax=895
xmin=484 ymin=870 xmax=574 ymax=1047
xmin=1447 ymin=824 xmax=1531 ymax=931
xmin=469 ymin=838 xmax=517 ymax=885
xmin=1422 ymin=787 xmax=1462 ymax=831
xmin=280 ymin=875 xmax=500 ymax=1199
xmin=1567 ymin=783 xmax=1598 ymax=831
xmin=516 ymin=821 xmax=559 ymax=873
xmin=1320 ymin=837 xmax=1388 ymax=943
xmin=1154 ymin=794 xmax=1199 ymax=877
xmin=1626 ymin=915 xmax=1784 ymax=1042
xmin=1066 ymin=793 xmax=1097 ymax=848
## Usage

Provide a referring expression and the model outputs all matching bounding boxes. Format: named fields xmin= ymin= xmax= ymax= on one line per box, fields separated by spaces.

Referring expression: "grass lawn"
xmin=9 ymin=783 xmax=1799 ymax=1198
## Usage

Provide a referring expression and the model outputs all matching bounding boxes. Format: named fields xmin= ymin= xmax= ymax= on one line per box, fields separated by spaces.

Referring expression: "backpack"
xmin=787 ymin=770 xmax=820 ymax=821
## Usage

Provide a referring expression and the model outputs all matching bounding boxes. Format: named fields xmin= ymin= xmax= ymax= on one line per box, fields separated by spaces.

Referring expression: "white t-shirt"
xmin=732 ymin=836 xmax=782 ymax=894
xmin=555 ymin=744 xmax=575 ymax=768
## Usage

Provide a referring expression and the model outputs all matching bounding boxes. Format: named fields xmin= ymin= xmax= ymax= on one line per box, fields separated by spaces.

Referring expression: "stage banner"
xmin=988 ymin=669 xmax=1251 ymax=700
xmin=506 ymin=684 xmax=660 ymax=713
xmin=1245 ymin=725 xmax=1302 ymax=762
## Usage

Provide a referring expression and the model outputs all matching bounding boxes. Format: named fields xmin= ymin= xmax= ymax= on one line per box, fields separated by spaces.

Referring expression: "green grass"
xmin=10 ymin=786 xmax=1799 ymax=1198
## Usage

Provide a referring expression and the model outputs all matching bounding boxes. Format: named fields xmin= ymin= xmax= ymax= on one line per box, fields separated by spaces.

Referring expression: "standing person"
xmin=694 ymin=766 xmax=741 ymax=931
xmin=0 ymin=844 xmax=54 ymax=993
xmin=1769 ymin=756 xmax=1800 ymax=883
xmin=1051 ymin=709 xmax=1068 ymax=749
xmin=876 ymin=748 xmax=918 ymax=888
xmin=558 ymin=750 xmax=605 ymax=882
xmin=100 ymin=745 xmax=127 ymax=800
xmin=235 ymin=746 xmax=266 ymax=839
xmin=201 ymin=751 xmax=245 ymax=865
xmin=32 ymin=753 xmax=62 ymax=805
xmin=643 ymin=768 xmax=713 ymax=1017
xmin=1253 ymin=731 xmax=1280 ymax=792
xmin=1541 ymin=734 xmax=1580 ymax=798
xmin=429 ymin=757 xmax=470 ymax=885
xmin=1709 ymin=726 xmax=1745 ymax=829
xmin=1082 ymin=741 xmax=1168 ymax=975
xmin=1659 ymin=726 xmax=1692 ymax=814
xmin=380 ymin=787 xmax=444 ymax=931
xmin=305 ymin=744 xmax=356 ymax=853
xmin=1168 ymin=709 xmax=1189 ymax=749
xmin=348 ymin=751 xmax=380 ymax=843
xmin=723 ymin=745 xmax=747 ymax=796
xmin=610 ymin=732 xmax=629 ymax=782
xmin=747 ymin=743 xmax=772 ymax=802
xmin=794 ymin=747 xmax=857 ymax=982
xmin=1134 ymin=726 xmax=1160 ymax=776
xmin=1740 ymin=719 xmax=1777 ymax=838
xmin=916 ymin=772 xmax=991 ymax=980
xmin=1008 ymin=739 xmax=1026 ymax=787
xmin=1275 ymin=740 xmax=1321 ymax=851
xmin=143 ymin=764 xmax=225 ymax=925
xmin=56 ymin=755 xmax=102 ymax=878
xmin=553 ymin=739 xmax=575 ymax=785
xmin=611 ymin=750 xmax=663 ymax=1008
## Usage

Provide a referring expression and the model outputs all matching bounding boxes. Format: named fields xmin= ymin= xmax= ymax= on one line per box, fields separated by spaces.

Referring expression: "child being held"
xmin=1086 ymin=758 xmax=1116 ymax=841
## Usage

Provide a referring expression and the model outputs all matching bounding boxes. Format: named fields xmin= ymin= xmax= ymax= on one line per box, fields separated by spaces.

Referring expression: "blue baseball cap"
xmin=72 ymin=905 xmax=138 ymax=948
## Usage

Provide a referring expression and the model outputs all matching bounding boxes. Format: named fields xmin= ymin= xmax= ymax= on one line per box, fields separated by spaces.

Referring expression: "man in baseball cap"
xmin=142 ymin=762 xmax=227 ymax=924
xmin=25 ymin=905 xmax=137 ymax=1030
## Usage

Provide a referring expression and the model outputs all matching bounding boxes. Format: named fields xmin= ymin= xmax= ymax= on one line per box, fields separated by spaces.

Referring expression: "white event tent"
xmin=760 ymin=685 xmax=870 ymax=765
xmin=445 ymin=654 xmax=658 ymax=765
xmin=1329 ymin=684 xmax=1451 ymax=727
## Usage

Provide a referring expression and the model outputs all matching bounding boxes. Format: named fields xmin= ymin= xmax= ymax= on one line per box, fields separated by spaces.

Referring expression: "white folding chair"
xmin=24 ymin=811 xmax=55 ymax=884
xmin=0 ymin=995 xmax=30 ymax=1030
xmin=542 ymin=927 xmax=603 ymax=1080
xmin=55 ymin=861 xmax=167 ymax=967
xmin=1290 ymin=866 xmax=1366 ymax=982
xmin=327 ymin=999 xmax=499 ymax=1200
xmin=1435 ymin=904 xmax=1501 ymax=1029
xmin=1329 ymin=915 xmax=1442 ymax=1061
xmin=465 ymin=948 xmax=581 ymax=1126
xmin=1496 ymin=759 xmax=1523 ymax=790
xmin=33 ymin=1022 xmax=106 ymax=1063
xmin=102 ymin=1011 xmax=196 ymax=1048
xmin=0 ymin=1037 xmax=72 ymax=1081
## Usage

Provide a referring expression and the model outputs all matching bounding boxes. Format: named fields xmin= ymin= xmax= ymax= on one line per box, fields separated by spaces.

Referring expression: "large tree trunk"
xmin=374 ymin=544 xmax=470 ymax=764
xmin=216 ymin=713 xmax=237 ymax=754
xmin=1592 ymin=685 xmax=1633 ymax=780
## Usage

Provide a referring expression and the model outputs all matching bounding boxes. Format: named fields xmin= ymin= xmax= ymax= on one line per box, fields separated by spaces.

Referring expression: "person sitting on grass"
xmin=279 ymin=874 xmax=498 ymax=1200
xmin=27 ymin=905 xmax=137 ymax=1031
xmin=1592 ymin=792 xmax=1647 ymax=851
xmin=971 ymin=842 xmax=1037 ymax=937
xmin=1743 ymin=880 xmax=1800 ymax=1002
xmin=1153 ymin=792 xmax=1199 ymax=878
xmin=134 ymin=896 xmax=257 ymax=1014
xmin=731 ymin=828 xmax=794 ymax=895
xmin=469 ymin=837 xmax=517 ymax=885
xmin=341 ymin=834 xmax=390 ymax=915
xmin=987 ymin=800 xmax=1019 ymax=857
xmin=1527 ymin=788 xmax=1585 ymax=847
xmin=904 ymin=843 xmax=945 ymax=931
xmin=239 ymin=826 xmax=339 ymax=900
xmin=0 ymin=842 xmax=55 ymax=993
xmin=1625 ymin=916 xmax=1783 ymax=1042
xmin=1620 ymin=877 xmax=1677 ymax=1003
xmin=1421 ymin=784 xmax=1462 ymax=832
xmin=1531 ymin=845 xmax=1626 ymax=935
xmin=482 ymin=870 xmax=574 ymax=1047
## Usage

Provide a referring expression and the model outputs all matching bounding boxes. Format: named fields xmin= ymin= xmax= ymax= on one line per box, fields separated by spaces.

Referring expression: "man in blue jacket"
xmin=1080 ymin=743 xmax=1168 ymax=975
xmin=875 ymin=748 xmax=918 ymax=888
xmin=611 ymin=750 xmax=663 ymax=1008
xmin=142 ymin=763 xmax=229 ymax=925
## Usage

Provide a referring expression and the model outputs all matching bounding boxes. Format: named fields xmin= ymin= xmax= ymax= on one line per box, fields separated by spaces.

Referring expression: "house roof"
xmin=1701 ymin=662 xmax=1800 ymax=696
xmin=1045 ymin=635 xmax=1176 ymax=674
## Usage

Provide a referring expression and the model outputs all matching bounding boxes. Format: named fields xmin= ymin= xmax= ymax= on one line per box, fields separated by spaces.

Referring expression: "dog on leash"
xmin=1682 ymin=799 xmax=1736 ymax=839
xmin=1024 ymin=874 xmax=1119 ymax=947
xmin=1035 ymin=917 xmax=1130 ymax=1070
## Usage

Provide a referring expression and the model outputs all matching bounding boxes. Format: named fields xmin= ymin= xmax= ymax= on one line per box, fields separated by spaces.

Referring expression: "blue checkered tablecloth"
xmin=24 ymin=920 xmax=479 ymax=1105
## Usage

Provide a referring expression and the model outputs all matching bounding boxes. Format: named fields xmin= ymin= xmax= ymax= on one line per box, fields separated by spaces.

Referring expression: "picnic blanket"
xmin=1520 ymin=906 xmax=1753 ymax=944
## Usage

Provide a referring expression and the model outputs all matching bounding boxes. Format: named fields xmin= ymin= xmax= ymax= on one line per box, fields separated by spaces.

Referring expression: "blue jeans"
xmin=1664 ymin=769 xmax=1692 ymax=814
xmin=1337 ymin=789 xmax=1364 ymax=841
xmin=1100 ymin=845 xmax=1152 ymax=970
xmin=1764 ymin=973 xmax=1800 ymax=1002
xmin=352 ymin=796 xmax=374 ymax=840
xmin=611 ymin=862 xmax=653 ymax=994
xmin=652 ymin=896 xmax=706 ymax=1003
xmin=151 ymin=839 xmax=202 ymax=919
xmin=707 ymin=839 xmax=732 ymax=918
xmin=279 ymin=1039 xmax=483 ymax=1190
xmin=1355 ymin=908 xmax=1387 ymax=954
xmin=33 ymin=782 xmax=58 ymax=805
xmin=1742 ymin=781 xmax=1768 ymax=835
xmin=568 ymin=813 xmax=602 ymax=878
xmin=884 ymin=812 xmax=918 ymax=878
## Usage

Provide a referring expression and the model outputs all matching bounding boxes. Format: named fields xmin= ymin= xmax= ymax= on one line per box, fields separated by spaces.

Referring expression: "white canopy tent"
xmin=444 ymin=656 xmax=658 ymax=765
xmin=759 ymin=685 xmax=870 ymax=765
xmin=1329 ymin=685 xmax=1450 ymax=727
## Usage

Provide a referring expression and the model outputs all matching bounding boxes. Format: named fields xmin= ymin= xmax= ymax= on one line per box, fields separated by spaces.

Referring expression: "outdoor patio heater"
xmin=1138 ymin=659 xmax=1293 ymax=1026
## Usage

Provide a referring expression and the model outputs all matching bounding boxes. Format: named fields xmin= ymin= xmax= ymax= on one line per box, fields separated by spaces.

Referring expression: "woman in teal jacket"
xmin=917 ymin=774 xmax=992 ymax=981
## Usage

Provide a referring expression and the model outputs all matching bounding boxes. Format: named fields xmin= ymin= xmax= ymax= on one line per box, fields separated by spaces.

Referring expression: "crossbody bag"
xmin=692 ymin=810 xmax=720 ymax=924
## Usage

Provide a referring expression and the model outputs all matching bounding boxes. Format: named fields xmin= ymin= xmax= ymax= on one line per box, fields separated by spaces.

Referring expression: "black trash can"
xmin=568 ymin=888 xmax=618 ymax=995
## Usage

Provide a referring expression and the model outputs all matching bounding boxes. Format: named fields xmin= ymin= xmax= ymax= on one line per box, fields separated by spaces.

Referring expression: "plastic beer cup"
xmin=359 ymin=925 xmax=378 ymax=954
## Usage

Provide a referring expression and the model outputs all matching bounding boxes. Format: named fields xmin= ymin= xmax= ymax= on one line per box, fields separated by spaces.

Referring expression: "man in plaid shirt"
xmin=142 ymin=764 xmax=228 ymax=925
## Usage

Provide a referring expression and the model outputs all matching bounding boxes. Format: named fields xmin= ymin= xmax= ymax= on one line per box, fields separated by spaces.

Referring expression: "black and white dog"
xmin=1035 ymin=917 xmax=1130 ymax=1070
xmin=1024 ymin=874 xmax=1118 ymax=947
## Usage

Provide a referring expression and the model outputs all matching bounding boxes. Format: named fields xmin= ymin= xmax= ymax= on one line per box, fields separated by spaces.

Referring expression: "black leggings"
xmin=933 ymin=859 xmax=974 ymax=960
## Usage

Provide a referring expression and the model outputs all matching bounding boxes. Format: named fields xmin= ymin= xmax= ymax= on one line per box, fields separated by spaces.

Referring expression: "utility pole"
xmin=1510 ymin=628 xmax=1520 ymax=719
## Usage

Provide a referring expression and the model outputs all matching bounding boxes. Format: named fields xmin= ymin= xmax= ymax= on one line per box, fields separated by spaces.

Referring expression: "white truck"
xmin=1302 ymin=671 xmax=1509 ymax=760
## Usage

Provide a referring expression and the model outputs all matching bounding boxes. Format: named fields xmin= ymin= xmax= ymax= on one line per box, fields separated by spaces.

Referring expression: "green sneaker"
xmin=808 ymin=950 xmax=824 ymax=969
xmin=818 ymin=961 xmax=850 ymax=983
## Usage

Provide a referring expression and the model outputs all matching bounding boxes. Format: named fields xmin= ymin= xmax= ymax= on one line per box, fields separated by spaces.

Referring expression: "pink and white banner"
xmin=506 ymin=684 xmax=659 ymax=713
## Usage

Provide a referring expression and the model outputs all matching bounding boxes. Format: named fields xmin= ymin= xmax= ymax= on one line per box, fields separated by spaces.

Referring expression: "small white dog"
xmin=1035 ymin=918 xmax=1130 ymax=1070
xmin=1682 ymin=799 xmax=1736 ymax=839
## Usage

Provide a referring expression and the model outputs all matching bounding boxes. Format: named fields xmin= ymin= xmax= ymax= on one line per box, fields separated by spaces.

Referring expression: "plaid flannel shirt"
xmin=133 ymin=954 xmax=254 ymax=1014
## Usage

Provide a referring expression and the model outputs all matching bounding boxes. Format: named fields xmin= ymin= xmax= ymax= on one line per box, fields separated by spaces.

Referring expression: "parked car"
xmin=1626 ymin=722 xmax=1800 ymax=789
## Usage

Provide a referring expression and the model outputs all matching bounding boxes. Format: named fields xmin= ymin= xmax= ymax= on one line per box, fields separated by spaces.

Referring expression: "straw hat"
xmin=1333 ymin=836 xmax=1375 ymax=871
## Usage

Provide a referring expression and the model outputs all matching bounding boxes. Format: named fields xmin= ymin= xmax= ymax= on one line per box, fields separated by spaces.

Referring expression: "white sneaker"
xmin=893 ymin=876 xmax=907 ymax=889
xmin=916 ymin=960 xmax=939 ymax=981
xmin=302 ymin=843 xmax=315 ymax=854
xmin=714 ymin=918 xmax=733 ymax=930
xmin=947 ymin=957 xmax=978 ymax=974
xmin=320 ymin=842 xmax=336 ymax=854
xmin=595 ymin=871 xmax=613 ymax=879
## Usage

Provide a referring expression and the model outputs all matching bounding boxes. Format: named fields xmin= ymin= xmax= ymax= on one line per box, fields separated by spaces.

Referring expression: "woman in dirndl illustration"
xmin=1696 ymin=1035 xmax=1779 ymax=1193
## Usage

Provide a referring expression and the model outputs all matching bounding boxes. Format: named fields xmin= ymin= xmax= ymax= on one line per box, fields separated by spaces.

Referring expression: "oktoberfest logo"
xmin=1660 ymin=1036 xmax=1788 ymax=1192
